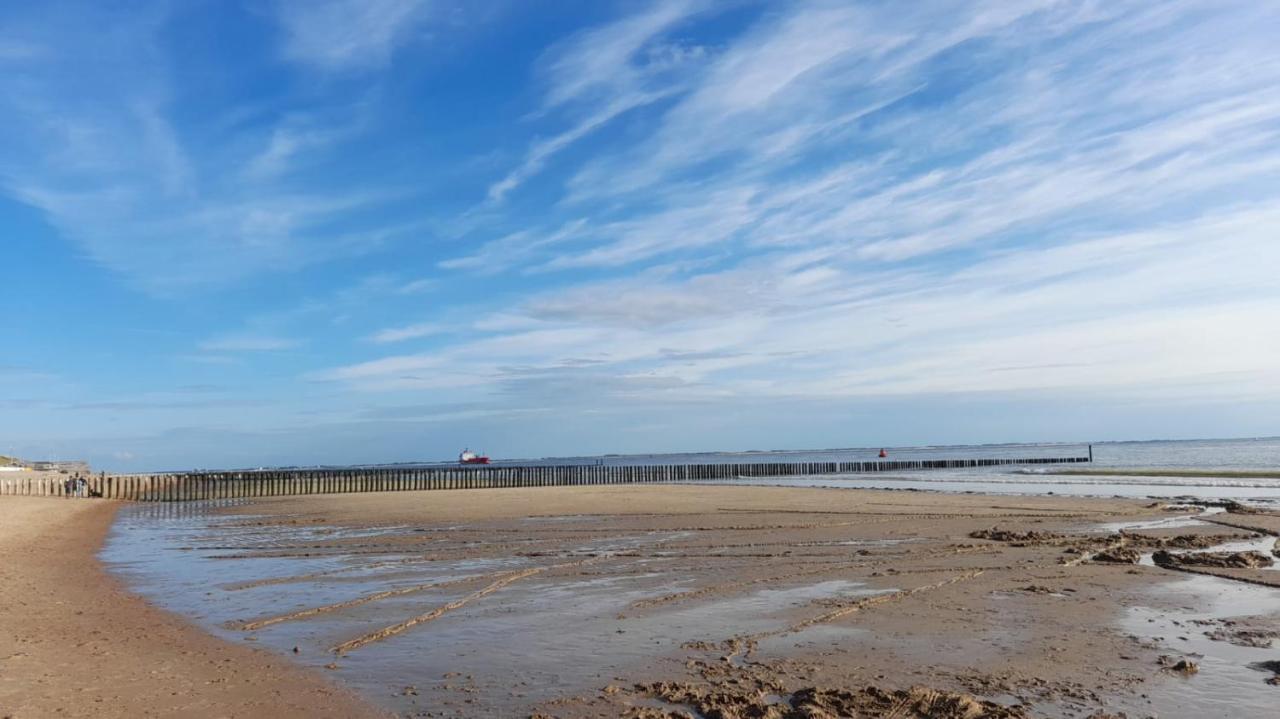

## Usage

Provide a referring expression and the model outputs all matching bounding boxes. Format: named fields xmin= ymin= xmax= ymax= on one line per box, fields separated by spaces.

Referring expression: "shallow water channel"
xmin=1096 ymin=509 xmax=1280 ymax=716
xmin=1121 ymin=575 xmax=1280 ymax=716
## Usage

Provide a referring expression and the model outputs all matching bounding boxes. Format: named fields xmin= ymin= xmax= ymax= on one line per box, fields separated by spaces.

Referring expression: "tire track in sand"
xmin=629 ymin=563 xmax=876 ymax=611
xmin=233 ymin=571 xmax=512 ymax=631
xmin=329 ymin=556 xmax=604 ymax=655
xmin=724 ymin=570 xmax=986 ymax=659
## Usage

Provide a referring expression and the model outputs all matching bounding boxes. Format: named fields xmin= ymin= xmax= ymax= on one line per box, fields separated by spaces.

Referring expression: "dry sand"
xmin=0 ymin=497 xmax=384 ymax=719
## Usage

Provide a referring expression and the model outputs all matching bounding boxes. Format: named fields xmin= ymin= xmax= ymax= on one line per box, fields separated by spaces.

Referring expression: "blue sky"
xmin=3 ymin=0 xmax=1280 ymax=471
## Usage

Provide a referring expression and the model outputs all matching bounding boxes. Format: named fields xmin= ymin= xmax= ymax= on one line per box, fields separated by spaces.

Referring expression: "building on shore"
xmin=0 ymin=457 xmax=91 ymax=474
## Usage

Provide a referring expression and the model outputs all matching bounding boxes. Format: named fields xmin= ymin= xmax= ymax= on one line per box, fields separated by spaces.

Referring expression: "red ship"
xmin=458 ymin=449 xmax=491 ymax=465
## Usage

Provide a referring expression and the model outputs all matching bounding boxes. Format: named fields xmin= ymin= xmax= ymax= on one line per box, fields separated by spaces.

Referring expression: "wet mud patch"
xmin=1195 ymin=618 xmax=1279 ymax=649
xmin=1121 ymin=574 xmax=1280 ymax=715
xmin=1153 ymin=549 xmax=1274 ymax=570
xmin=627 ymin=681 xmax=1028 ymax=719
xmin=1250 ymin=660 xmax=1280 ymax=686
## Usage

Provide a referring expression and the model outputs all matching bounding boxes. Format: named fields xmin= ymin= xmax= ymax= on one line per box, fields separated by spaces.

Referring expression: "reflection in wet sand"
xmin=100 ymin=487 xmax=1280 ymax=717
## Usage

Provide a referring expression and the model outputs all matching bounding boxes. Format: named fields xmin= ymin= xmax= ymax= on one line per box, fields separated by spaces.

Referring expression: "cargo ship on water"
xmin=458 ymin=449 xmax=490 ymax=465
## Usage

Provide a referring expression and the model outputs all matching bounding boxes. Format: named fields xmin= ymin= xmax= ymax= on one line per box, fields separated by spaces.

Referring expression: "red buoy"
xmin=878 ymin=448 xmax=888 ymax=458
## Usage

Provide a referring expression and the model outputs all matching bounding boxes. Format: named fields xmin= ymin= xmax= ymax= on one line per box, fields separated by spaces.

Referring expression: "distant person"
xmin=63 ymin=477 xmax=74 ymax=498
xmin=76 ymin=476 xmax=87 ymax=497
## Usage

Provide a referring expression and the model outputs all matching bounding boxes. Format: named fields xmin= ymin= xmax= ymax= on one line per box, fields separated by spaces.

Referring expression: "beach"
xmin=5 ymin=485 xmax=1280 ymax=717
xmin=0 ymin=498 xmax=383 ymax=718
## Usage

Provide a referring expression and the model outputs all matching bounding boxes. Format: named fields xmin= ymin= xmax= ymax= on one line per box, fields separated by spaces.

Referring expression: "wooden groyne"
xmin=0 ymin=455 xmax=1090 ymax=502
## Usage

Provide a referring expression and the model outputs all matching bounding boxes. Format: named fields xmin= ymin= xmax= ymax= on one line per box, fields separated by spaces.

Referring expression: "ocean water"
xmin=412 ymin=437 xmax=1279 ymax=470
xmin=395 ymin=438 xmax=1280 ymax=502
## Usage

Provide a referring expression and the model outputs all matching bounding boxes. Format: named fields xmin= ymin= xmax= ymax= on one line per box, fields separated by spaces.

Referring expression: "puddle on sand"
xmin=796 ymin=538 xmax=916 ymax=547
xmin=521 ymin=514 xmax=604 ymax=523
xmin=102 ymin=503 xmax=886 ymax=717
xmin=1137 ymin=536 xmax=1279 ymax=571
xmin=1095 ymin=506 xmax=1225 ymax=534
xmin=345 ymin=576 xmax=882 ymax=715
xmin=1119 ymin=574 xmax=1280 ymax=717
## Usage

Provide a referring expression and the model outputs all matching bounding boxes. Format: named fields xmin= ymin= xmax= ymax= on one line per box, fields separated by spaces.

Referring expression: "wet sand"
xmin=9 ymin=486 xmax=1280 ymax=717
xmin=99 ymin=486 xmax=1280 ymax=717
xmin=0 ymin=498 xmax=384 ymax=718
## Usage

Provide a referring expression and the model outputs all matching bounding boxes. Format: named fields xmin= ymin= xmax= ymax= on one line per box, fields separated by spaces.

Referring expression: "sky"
xmin=3 ymin=0 xmax=1280 ymax=472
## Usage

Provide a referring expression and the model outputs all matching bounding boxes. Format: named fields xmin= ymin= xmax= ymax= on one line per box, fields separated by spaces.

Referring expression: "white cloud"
xmin=396 ymin=278 xmax=436 ymax=295
xmin=458 ymin=0 xmax=1280 ymax=275
xmin=272 ymin=0 xmax=432 ymax=71
xmin=539 ymin=0 xmax=703 ymax=109
xmin=320 ymin=201 xmax=1280 ymax=407
xmin=487 ymin=90 xmax=674 ymax=202
xmin=0 ymin=5 xmax=408 ymax=290
xmin=440 ymin=219 xmax=588 ymax=273
xmin=367 ymin=322 xmax=441 ymax=344
xmin=323 ymin=1 xmax=1280 ymax=419
xmin=246 ymin=123 xmax=346 ymax=180
xmin=484 ymin=0 xmax=710 ymax=201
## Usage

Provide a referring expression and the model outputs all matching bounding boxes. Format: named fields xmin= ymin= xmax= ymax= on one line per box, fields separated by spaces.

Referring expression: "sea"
xmin=398 ymin=437 xmax=1280 ymax=503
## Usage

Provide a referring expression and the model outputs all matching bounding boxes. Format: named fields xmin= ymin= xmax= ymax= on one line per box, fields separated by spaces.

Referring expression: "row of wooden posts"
xmin=0 ymin=456 xmax=1090 ymax=502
